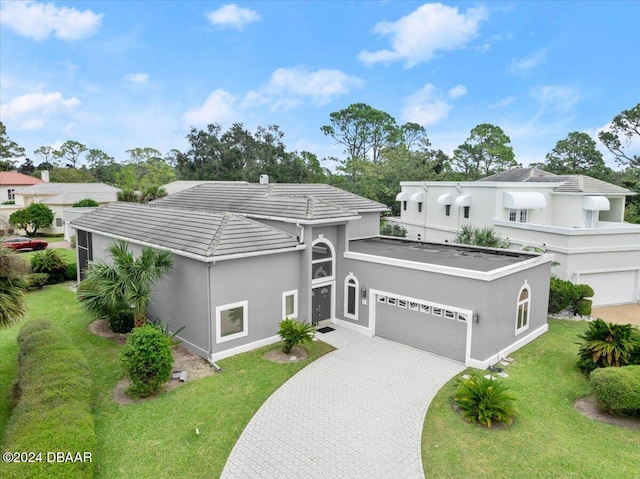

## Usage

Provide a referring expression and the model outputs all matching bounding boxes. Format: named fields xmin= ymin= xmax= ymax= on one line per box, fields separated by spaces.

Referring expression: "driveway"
xmin=591 ymin=303 xmax=640 ymax=326
xmin=221 ymin=325 xmax=465 ymax=479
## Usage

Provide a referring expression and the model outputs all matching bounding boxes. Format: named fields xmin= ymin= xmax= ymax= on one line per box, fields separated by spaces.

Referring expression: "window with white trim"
xmin=7 ymin=189 xmax=15 ymax=201
xmin=312 ymin=238 xmax=335 ymax=281
xmin=463 ymin=206 xmax=470 ymax=218
xmin=516 ymin=283 xmax=530 ymax=333
xmin=344 ymin=274 xmax=358 ymax=320
xmin=445 ymin=205 xmax=451 ymax=216
xmin=216 ymin=300 xmax=248 ymax=343
xmin=282 ymin=290 xmax=298 ymax=319
xmin=509 ymin=209 xmax=528 ymax=223
xmin=585 ymin=210 xmax=596 ymax=228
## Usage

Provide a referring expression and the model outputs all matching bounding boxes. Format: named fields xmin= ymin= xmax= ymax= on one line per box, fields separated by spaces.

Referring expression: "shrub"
xmin=72 ymin=198 xmax=100 ymax=207
xmin=26 ymin=272 xmax=49 ymax=289
xmin=455 ymin=224 xmax=510 ymax=249
xmin=30 ymin=249 xmax=68 ymax=284
xmin=578 ymin=283 xmax=594 ymax=298
xmin=109 ymin=310 xmax=134 ymax=334
xmin=577 ymin=319 xmax=640 ymax=373
xmin=121 ymin=325 xmax=174 ymax=397
xmin=1 ymin=320 xmax=95 ymax=479
xmin=548 ymin=277 xmax=581 ymax=313
xmin=380 ymin=222 xmax=408 ymax=238
xmin=65 ymin=262 xmax=77 ymax=281
xmin=453 ymin=373 xmax=517 ymax=427
xmin=590 ymin=365 xmax=640 ymax=415
xmin=573 ymin=298 xmax=592 ymax=317
xmin=278 ymin=317 xmax=315 ymax=354
xmin=70 ymin=235 xmax=76 ymax=249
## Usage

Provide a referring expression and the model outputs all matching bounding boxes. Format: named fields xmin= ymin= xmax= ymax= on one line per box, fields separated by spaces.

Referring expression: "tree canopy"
xmin=9 ymin=204 xmax=55 ymax=237
xmin=598 ymin=102 xmax=640 ymax=168
xmin=453 ymin=124 xmax=516 ymax=180
xmin=0 ymin=121 xmax=25 ymax=159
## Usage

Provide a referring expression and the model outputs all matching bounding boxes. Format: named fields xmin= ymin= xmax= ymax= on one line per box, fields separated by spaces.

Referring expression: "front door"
xmin=312 ymin=285 xmax=332 ymax=326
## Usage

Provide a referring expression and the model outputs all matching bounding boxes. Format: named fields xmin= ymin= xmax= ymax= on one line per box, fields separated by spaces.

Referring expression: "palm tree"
xmin=77 ymin=240 xmax=173 ymax=328
xmin=0 ymin=246 xmax=29 ymax=328
xmin=455 ymin=225 xmax=510 ymax=249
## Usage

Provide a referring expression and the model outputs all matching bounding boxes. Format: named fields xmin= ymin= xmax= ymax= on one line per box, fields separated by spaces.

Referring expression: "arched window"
xmin=312 ymin=238 xmax=335 ymax=283
xmin=516 ymin=282 xmax=531 ymax=333
xmin=344 ymin=273 xmax=359 ymax=320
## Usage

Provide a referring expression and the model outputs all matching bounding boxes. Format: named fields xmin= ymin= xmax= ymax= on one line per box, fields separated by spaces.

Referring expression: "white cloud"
xmin=0 ymin=1 xmax=103 ymax=41
xmin=489 ymin=96 xmax=516 ymax=109
xmin=448 ymin=85 xmax=468 ymax=99
xmin=124 ymin=73 xmax=149 ymax=84
xmin=206 ymin=4 xmax=261 ymax=30
xmin=0 ymin=92 xmax=81 ymax=130
xmin=530 ymin=85 xmax=580 ymax=114
xmin=358 ymin=3 xmax=488 ymax=67
xmin=509 ymin=50 xmax=547 ymax=74
xmin=183 ymin=89 xmax=238 ymax=127
xmin=402 ymin=84 xmax=452 ymax=126
xmin=241 ymin=67 xmax=364 ymax=110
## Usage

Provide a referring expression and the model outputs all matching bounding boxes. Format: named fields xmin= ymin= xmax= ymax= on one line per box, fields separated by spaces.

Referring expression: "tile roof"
xmin=0 ymin=171 xmax=44 ymax=186
xmin=71 ymin=202 xmax=301 ymax=259
xmin=479 ymin=168 xmax=633 ymax=194
xmin=152 ymin=182 xmax=387 ymax=221
xmin=40 ymin=192 xmax=118 ymax=205
xmin=15 ymin=182 xmax=120 ymax=195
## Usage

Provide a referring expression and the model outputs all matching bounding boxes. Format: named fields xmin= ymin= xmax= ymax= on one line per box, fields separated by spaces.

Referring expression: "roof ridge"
xmin=305 ymin=197 xmax=314 ymax=219
xmin=207 ymin=212 xmax=231 ymax=256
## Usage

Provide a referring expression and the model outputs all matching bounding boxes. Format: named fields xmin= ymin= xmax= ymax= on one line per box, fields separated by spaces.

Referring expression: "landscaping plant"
xmin=590 ymin=365 xmax=640 ymax=415
xmin=548 ymin=276 xmax=581 ymax=313
xmin=278 ymin=317 xmax=315 ymax=354
xmin=453 ymin=373 xmax=517 ymax=427
xmin=121 ymin=325 xmax=174 ymax=397
xmin=454 ymin=225 xmax=510 ymax=249
xmin=31 ymin=249 xmax=68 ymax=284
xmin=577 ymin=319 xmax=640 ymax=372
xmin=0 ymin=246 xmax=29 ymax=327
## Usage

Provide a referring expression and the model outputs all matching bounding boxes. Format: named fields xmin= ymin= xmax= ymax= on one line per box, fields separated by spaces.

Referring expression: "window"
xmin=312 ymin=239 xmax=335 ymax=281
xmin=444 ymin=310 xmax=455 ymax=320
xmin=457 ymin=313 xmax=468 ymax=322
xmin=445 ymin=205 xmax=451 ymax=216
xmin=56 ymin=218 xmax=63 ymax=227
xmin=344 ymin=274 xmax=358 ymax=320
xmin=418 ymin=202 xmax=423 ymax=213
xmin=282 ymin=290 xmax=298 ymax=319
xmin=509 ymin=209 xmax=517 ymax=222
xmin=585 ymin=210 xmax=596 ymax=228
xmin=408 ymin=301 xmax=419 ymax=311
xmin=387 ymin=297 xmax=397 ymax=306
xmin=516 ymin=283 xmax=530 ymax=333
xmin=77 ymin=230 xmax=93 ymax=280
xmin=377 ymin=296 xmax=387 ymax=304
xmin=519 ymin=209 xmax=528 ymax=223
xmin=7 ymin=189 xmax=15 ymax=201
xmin=463 ymin=206 xmax=470 ymax=218
xmin=419 ymin=304 xmax=430 ymax=314
xmin=216 ymin=300 xmax=248 ymax=343
xmin=432 ymin=307 xmax=442 ymax=316
xmin=398 ymin=299 xmax=407 ymax=308
xmin=403 ymin=201 xmax=407 ymax=211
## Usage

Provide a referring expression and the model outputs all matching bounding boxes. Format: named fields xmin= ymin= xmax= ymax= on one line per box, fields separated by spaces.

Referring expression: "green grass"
xmin=21 ymin=248 xmax=76 ymax=264
xmin=422 ymin=319 xmax=640 ymax=479
xmin=0 ymin=286 xmax=334 ymax=478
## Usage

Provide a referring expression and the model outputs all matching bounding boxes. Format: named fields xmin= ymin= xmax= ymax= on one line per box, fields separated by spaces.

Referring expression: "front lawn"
xmin=422 ymin=319 xmax=640 ymax=479
xmin=21 ymin=247 xmax=76 ymax=264
xmin=0 ymin=286 xmax=334 ymax=478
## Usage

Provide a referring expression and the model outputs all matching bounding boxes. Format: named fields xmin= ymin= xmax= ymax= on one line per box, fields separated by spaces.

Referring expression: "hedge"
xmin=590 ymin=365 xmax=640 ymax=415
xmin=0 ymin=320 xmax=95 ymax=479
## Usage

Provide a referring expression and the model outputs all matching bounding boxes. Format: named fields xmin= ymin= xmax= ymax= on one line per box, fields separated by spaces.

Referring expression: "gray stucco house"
xmin=71 ymin=181 xmax=552 ymax=368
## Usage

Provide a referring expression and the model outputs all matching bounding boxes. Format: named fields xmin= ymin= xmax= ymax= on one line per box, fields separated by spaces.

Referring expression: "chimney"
xmin=259 ymin=174 xmax=269 ymax=184
xmin=41 ymin=170 xmax=50 ymax=182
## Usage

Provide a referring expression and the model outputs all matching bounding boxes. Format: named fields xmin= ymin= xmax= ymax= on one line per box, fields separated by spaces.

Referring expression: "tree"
xmin=17 ymin=158 xmax=35 ymax=175
xmin=539 ymin=131 xmax=611 ymax=179
xmin=86 ymin=149 xmax=120 ymax=184
xmin=598 ymin=103 xmax=640 ymax=168
xmin=34 ymin=146 xmax=58 ymax=168
xmin=54 ymin=140 xmax=87 ymax=168
xmin=0 ymin=246 xmax=29 ymax=327
xmin=73 ymin=198 xmax=100 ymax=207
xmin=32 ymin=166 xmax=95 ymax=183
xmin=9 ymin=204 xmax=55 ymax=237
xmin=116 ymin=148 xmax=175 ymax=190
xmin=453 ymin=124 xmax=517 ymax=180
xmin=0 ymin=122 xmax=25 ymax=159
xmin=454 ymin=225 xmax=510 ymax=248
xmin=77 ymin=240 xmax=173 ymax=328
xmin=321 ymin=103 xmax=401 ymax=164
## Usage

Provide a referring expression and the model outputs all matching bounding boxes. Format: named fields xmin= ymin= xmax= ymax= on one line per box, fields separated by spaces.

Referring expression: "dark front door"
xmin=311 ymin=285 xmax=332 ymax=325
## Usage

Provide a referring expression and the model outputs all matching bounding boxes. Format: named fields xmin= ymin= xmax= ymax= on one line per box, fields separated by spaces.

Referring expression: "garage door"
xmin=579 ymin=271 xmax=638 ymax=306
xmin=375 ymin=295 xmax=467 ymax=362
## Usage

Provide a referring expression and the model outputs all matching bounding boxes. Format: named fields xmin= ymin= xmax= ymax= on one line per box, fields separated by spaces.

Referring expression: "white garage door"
xmin=579 ymin=271 xmax=637 ymax=306
xmin=374 ymin=295 xmax=467 ymax=362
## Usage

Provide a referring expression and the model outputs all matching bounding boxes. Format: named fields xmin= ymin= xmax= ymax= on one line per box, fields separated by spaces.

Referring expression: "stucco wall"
xmin=349 ymin=212 xmax=381 ymax=239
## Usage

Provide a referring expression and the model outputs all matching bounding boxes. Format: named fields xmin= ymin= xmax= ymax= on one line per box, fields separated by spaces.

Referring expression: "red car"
xmin=3 ymin=237 xmax=48 ymax=251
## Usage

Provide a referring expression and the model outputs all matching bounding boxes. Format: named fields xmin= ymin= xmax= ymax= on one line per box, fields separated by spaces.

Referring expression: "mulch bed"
xmin=574 ymin=395 xmax=640 ymax=430
xmin=263 ymin=346 xmax=308 ymax=363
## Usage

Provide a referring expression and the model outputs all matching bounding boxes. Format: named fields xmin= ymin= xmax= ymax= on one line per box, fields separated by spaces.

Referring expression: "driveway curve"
xmin=221 ymin=325 xmax=465 ymax=479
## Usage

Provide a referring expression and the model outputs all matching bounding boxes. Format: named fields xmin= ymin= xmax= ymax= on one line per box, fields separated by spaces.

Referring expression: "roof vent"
xmin=259 ymin=174 xmax=269 ymax=184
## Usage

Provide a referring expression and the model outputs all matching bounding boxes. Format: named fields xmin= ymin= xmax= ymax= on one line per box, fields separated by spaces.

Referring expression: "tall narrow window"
xmin=77 ymin=230 xmax=93 ymax=280
xmin=7 ymin=189 xmax=15 ymax=201
xmin=418 ymin=202 xmax=423 ymax=213
xmin=445 ymin=205 xmax=451 ymax=216
xmin=282 ymin=290 xmax=298 ymax=319
xmin=509 ymin=209 xmax=517 ymax=222
xmin=344 ymin=273 xmax=359 ymax=320
xmin=312 ymin=239 xmax=335 ymax=281
xmin=516 ymin=283 xmax=530 ymax=333
xmin=519 ymin=209 xmax=528 ymax=223
xmin=403 ymin=201 xmax=407 ymax=211
xmin=463 ymin=206 xmax=470 ymax=218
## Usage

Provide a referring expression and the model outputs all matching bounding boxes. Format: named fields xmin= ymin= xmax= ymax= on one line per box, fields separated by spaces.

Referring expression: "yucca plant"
xmin=577 ymin=319 xmax=640 ymax=373
xmin=453 ymin=373 xmax=517 ymax=427
xmin=278 ymin=318 xmax=315 ymax=354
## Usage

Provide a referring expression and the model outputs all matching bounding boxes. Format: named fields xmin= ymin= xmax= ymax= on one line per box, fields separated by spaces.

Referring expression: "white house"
xmin=392 ymin=168 xmax=639 ymax=306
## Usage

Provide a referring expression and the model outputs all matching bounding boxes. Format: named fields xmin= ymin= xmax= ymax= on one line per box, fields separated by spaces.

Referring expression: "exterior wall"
xmin=209 ymin=251 xmax=302 ymax=359
xmin=63 ymin=208 xmax=98 ymax=241
xmin=349 ymin=212 xmax=380 ymax=239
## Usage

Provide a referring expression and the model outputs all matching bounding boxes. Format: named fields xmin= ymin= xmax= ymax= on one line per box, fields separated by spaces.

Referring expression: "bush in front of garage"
xmin=0 ymin=320 xmax=95 ymax=479
xmin=548 ymin=277 xmax=581 ymax=313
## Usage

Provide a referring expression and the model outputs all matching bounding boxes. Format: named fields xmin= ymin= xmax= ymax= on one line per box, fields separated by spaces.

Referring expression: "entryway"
xmin=311 ymin=285 xmax=332 ymax=326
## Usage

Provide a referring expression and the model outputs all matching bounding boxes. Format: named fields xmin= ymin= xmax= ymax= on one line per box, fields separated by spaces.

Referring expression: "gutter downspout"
xmin=296 ymin=222 xmax=304 ymax=244
xmin=205 ymin=262 xmax=222 ymax=372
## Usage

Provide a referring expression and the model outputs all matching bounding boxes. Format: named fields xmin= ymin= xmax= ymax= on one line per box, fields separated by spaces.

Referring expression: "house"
xmin=71 ymin=180 xmax=552 ymax=368
xmin=12 ymin=182 xmax=120 ymax=235
xmin=391 ymin=167 xmax=640 ymax=306
xmin=0 ymin=171 xmax=44 ymax=204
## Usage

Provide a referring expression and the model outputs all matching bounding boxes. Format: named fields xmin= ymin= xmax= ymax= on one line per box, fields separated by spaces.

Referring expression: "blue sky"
xmin=1 ymin=1 xmax=639 ymax=170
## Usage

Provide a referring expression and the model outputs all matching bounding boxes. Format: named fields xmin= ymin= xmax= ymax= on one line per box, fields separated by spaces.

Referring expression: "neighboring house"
xmin=71 ymin=181 xmax=552 ymax=368
xmin=391 ymin=167 xmax=640 ymax=306
xmin=13 ymin=182 xmax=120 ymax=235
xmin=162 ymin=180 xmax=249 ymax=196
xmin=0 ymin=171 xmax=44 ymax=204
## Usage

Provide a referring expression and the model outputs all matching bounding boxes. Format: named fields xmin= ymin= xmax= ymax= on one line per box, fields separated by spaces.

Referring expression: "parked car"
xmin=2 ymin=237 xmax=48 ymax=251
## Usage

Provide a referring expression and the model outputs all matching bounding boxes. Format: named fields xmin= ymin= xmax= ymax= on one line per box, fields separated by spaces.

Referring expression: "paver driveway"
xmin=221 ymin=325 xmax=465 ymax=479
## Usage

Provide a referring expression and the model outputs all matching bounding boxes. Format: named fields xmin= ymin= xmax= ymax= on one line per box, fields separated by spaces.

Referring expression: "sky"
xmin=1 ymin=0 xmax=639 ymax=171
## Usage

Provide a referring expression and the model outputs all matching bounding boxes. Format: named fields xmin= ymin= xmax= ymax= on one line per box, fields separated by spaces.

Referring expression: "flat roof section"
xmin=349 ymin=237 xmax=538 ymax=272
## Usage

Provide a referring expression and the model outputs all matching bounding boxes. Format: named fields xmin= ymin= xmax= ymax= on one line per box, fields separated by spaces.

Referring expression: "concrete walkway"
xmin=221 ymin=325 xmax=465 ymax=479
